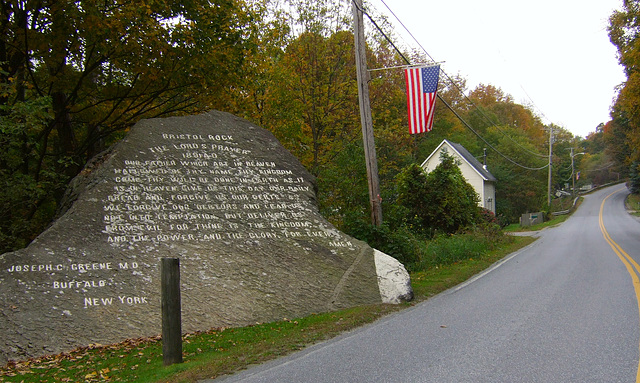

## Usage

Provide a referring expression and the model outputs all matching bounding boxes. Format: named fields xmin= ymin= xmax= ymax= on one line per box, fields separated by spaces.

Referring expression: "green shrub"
xmin=411 ymin=225 xmax=511 ymax=272
xmin=342 ymin=218 xmax=424 ymax=267
xmin=343 ymin=211 xmax=509 ymax=273
xmin=396 ymin=153 xmax=482 ymax=236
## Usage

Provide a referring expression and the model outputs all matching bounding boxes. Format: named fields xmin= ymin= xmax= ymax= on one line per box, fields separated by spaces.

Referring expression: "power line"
xmin=354 ymin=0 xmax=549 ymax=171
xmin=375 ymin=0 xmax=549 ymax=160
xmin=520 ymin=85 xmax=553 ymax=124
xmin=583 ymin=162 xmax=615 ymax=173
xmin=437 ymin=96 xmax=549 ymax=171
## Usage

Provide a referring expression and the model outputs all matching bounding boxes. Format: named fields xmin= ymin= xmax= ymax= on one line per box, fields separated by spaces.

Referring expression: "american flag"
xmin=404 ymin=65 xmax=440 ymax=134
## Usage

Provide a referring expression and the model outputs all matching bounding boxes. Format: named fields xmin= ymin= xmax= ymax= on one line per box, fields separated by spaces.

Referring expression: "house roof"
xmin=421 ymin=139 xmax=497 ymax=182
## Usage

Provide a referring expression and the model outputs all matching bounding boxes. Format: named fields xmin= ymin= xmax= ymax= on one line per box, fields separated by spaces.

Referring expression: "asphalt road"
xmin=210 ymin=184 xmax=640 ymax=382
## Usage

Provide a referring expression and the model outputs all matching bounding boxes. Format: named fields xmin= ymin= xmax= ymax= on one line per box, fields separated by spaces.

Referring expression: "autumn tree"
xmin=630 ymin=161 xmax=640 ymax=194
xmin=605 ymin=103 xmax=636 ymax=174
xmin=608 ymin=0 xmax=640 ymax=169
xmin=276 ymin=30 xmax=360 ymax=176
xmin=0 ymin=0 xmax=252 ymax=252
xmin=316 ymin=37 xmax=412 ymax=227
xmin=469 ymin=84 xmax=513 ymax=107
xmin=228 ymin=0 xmax=291 ymax=126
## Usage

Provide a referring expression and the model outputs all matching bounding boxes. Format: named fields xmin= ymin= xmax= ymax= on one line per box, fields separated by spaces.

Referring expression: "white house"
xmin=420 ymin=139 xmax=497 ymax=213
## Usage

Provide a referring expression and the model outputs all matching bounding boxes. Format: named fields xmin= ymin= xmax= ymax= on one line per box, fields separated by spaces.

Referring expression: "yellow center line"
xmin=599 ymin=188 xmax=640 ymax=382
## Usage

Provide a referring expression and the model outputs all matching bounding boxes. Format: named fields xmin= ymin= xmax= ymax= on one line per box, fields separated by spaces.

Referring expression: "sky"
xmin=367 ymin=0 xmax=627 ymax=138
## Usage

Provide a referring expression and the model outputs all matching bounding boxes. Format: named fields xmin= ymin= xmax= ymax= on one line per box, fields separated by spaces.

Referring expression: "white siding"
xmin=421 ymin=141 xmax=496 ymax=214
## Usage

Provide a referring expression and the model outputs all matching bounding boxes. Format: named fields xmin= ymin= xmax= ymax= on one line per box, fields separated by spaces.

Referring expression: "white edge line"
xmin=453 ymin=238 xmax=539 ymax=292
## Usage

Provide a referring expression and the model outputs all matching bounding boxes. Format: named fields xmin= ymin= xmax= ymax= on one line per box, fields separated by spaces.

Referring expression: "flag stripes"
xmin=404 ymin=65 xmax=440 ymax=134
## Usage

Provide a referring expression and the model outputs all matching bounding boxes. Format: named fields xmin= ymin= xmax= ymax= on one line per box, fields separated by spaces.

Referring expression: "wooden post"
xmin=547 ymin=126 xmax=553 ymax=207
xmin=353 ymin=0 xmax=383 ymax=226
xmin=161 ymin=257 xmax=183 ymax=366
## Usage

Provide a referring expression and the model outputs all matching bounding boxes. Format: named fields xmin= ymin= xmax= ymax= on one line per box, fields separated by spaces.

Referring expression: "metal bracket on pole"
xmin=367 ymin=62 xmax=444 ymax=73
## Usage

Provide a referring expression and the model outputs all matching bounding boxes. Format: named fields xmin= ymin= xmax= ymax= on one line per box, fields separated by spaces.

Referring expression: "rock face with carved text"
xmin=0 ymin=111 xmax=411 ymax=364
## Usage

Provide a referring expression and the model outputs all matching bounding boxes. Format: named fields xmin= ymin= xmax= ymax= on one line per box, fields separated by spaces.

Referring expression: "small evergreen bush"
xmin=396 ymin=153 xmax=482 ymax=236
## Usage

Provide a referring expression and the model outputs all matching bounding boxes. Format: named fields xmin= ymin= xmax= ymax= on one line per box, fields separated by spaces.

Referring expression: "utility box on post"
xmin=520 ymin=212 xmax=544 ymax=227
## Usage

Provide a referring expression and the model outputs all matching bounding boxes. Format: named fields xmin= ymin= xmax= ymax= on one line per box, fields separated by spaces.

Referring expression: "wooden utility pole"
xmin=547 ymin=126 xmax=553 ymax=207
xmin=353 ymin=0 xmax=383 ymax=226
xmin=570 ymin=147 xmax=575 ymax=198
xmin=569 ymin=148 xmax=585 ymax=198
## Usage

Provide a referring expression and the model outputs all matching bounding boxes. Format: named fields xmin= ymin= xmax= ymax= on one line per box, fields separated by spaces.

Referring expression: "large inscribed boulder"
xmin=0 ymin=111 xmax=411 ymax=364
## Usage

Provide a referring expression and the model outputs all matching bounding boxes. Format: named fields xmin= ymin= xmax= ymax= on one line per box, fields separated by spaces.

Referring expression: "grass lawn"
xmin=0 ymin=236 xmax=536 ymax=383
xmin=503 ymin=214 xmax=571 ymax=232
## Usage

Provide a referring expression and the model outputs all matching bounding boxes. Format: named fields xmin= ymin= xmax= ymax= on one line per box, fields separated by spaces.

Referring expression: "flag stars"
xmin=421 ymin=66 xmax=440 ymax=93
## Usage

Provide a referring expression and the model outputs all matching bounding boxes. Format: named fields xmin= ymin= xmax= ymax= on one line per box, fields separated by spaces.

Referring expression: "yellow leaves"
xmin=282 ymin=318 xmax=299 ymax=325
xmin=84 ymin=367 xmax=111 ymax=380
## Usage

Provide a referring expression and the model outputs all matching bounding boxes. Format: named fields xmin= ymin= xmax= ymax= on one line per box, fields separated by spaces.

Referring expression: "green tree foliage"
xmin=417 ymin=83 xmax=552 ymax=223
xmin=275 ymin=30 xmax=360 ymax=176
xmin=227 ymin=0 xmax=564 ymax=233
xmin=0 ymin=90 xmax=54 ymax=252
xmin=608 ymin=0 xmax=640 ymax=168
xmin=481 ymin=124 xmax=548 ymax=222
xmin=396 ymin=153 xmax=481 ymax=235
xmin=229 ymin=0 xmax=291 ymax=126
xmin=236 ymin=0 xmax=359 ymax=178
xmin=550 ymin=126 xmax=581 ymax=190
xmin=0 ymin=0 xmax=252 ymax=252
xmin=584 ymin=123 xmax=606 ymax=153
xmin=629 ymin=161 xmax=640 ymax=194
xmin=1 ymin=0 xmax=602 ymax=253
xmin=395 ymin=163 xmax=429 ymax=231
xmin=367 ymin=39 xmax=415 ymax=179
xmin=317 ymin=142 xmax=369 ymax=228
xmin=582 ymin=122 xmax=622 ymax=186
xmin=422 ymin=153 xmax=481 ymax=233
